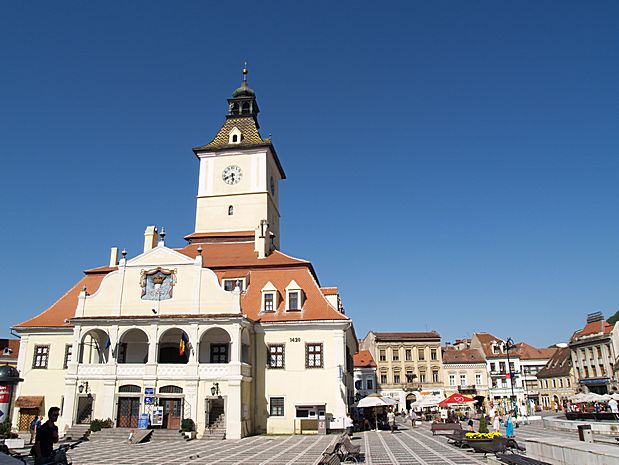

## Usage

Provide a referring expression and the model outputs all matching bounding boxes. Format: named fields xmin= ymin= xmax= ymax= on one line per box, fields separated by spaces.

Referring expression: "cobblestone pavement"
xmin=64 ymin=419 xmax=582 ymax=465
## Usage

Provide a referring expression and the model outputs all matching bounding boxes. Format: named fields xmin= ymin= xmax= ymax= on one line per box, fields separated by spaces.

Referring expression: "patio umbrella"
xmin=357 ymin=394 xmax=391 ymax=431
xmin=439 ymin=393 xmax=475 ymax=408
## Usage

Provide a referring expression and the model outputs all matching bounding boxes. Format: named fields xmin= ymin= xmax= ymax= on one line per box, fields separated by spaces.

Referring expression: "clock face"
xmin=222 ymin=165 xmax=242 ymax=185
xmin=270 ymin=176 xmax=275 ymax=195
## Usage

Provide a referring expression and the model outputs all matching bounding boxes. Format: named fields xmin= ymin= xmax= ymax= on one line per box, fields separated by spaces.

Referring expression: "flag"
xmin=105 ymin=337 xmax=111 ymax=350
xmin=505 ymin=372 xmax=511 ymax=379
xmin=179 ymin=333 xmax=189 ymax=356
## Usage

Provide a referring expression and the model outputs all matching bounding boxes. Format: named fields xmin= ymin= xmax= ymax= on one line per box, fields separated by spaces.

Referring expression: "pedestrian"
xmin=345 ymin=413 xmax=354 ymax=437
xmin=29 ymin=415 xmax=41 ymax=445
xmin=467 ymin=417 xmax=474 ymax=431
xmin=493 ymin=414 xmax=500 ymax=432
xmin=410 ymin=409 xmax=417 ymax=428
xmin=32 ymin=407 xmax=60 ymax=465
xmin=609 ymin=397 xmax=618 ymax=414
xmin=387 ymin=408 xmax=396 ymax=433
xmin=505 ymin=411 xmax=514 ymax=438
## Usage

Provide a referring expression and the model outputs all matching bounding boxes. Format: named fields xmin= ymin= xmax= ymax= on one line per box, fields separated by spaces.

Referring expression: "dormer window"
xmin=228 ymin=127 xmax=242 ymax=144
xmin=3 ymin=347 xmax=12 ymax=356
xmin=285 ymin=280 xmax=304 ymax=311
xmin=223 ymin=278 xmax=245 ymax=292
xmin=261 ymin=281 xmax=278 ymax=312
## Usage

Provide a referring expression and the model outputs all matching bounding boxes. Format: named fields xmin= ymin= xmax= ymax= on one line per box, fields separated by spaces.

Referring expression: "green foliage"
xmin=181 ymin=418 xmax=195 ymax=432
xmin=478 ymin=415 xmax=489 ymax=434
xmin=0 ymin=420 xmax=17 ymax=438
xmin=607 ymin=310 xmax=619 ymax=326
xmin=90 ymin=418 xmax=114 ymax=432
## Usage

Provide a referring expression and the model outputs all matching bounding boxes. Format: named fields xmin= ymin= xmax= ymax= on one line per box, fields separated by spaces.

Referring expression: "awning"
xmin=15 ymin=396 xmax=44 ymax=408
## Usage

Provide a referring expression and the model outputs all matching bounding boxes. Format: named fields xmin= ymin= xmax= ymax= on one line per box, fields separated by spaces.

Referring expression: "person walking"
xmin=505 ymin=411 xmax=514 ymax=438
xmin=345 ymin=413 xmax=354 ymax=437
xmin=493 ymin=414 xmax=500 ymax=432
xmin=387 ymin=408 xmax=396 ymax=433
xmin=410 ymin=409 xmax=417 ymax=428
xmin=32 ymin=407 xmax=60 ymax=465
xmin=29 ymin=416 xmax=42 ymax=445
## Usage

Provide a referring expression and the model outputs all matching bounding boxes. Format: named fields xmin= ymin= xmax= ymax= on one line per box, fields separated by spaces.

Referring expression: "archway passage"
xmin=79 ymin=329 xmax=110 ymax=364
xmin=405 ymin=393 xmax=416 ymax=411
xmin=158 ymin=328 xmax=189 ymax=364
xmin=118 ymin=329 xmax=149 ymax=363
xmin=199 ymin=328 xmax=231 ymax=364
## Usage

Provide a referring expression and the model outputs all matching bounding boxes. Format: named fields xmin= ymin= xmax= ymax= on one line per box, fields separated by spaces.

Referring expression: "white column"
xmin=226 ymin=378 xmax=242 ymax=439
xmin=107 ymin=325 xmax=119 ymax=365
xmin=100 ymin=380 xmax=117 ymax=422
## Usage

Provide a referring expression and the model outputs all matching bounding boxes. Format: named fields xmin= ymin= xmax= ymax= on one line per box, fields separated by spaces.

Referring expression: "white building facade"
xmin=12 ymin=71 xmax=357 ymax=438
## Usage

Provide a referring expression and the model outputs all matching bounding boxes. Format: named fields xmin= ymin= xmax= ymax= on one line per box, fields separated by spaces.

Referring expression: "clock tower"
xmin=191 ymin=67 xmax=285 ymax=249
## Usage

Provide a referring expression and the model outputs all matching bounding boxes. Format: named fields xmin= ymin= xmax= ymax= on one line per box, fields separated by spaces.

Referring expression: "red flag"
xmin=505 ymin=372 xmax=511 ymax=379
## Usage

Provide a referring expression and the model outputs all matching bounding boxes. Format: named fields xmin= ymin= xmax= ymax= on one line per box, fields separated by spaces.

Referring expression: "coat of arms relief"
xmin=140 ymin=267 xmax=177 ymax=300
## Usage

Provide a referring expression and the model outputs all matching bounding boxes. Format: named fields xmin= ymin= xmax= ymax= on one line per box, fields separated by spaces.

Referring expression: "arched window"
xmin=232 ymin=134 xmax=238 ymax=142
xmin=119 ymin=384 xmax=141 ymax=393
xmin=159 ymin=385 xmax=183 ymax=394
xmin=228 ymin=205 xmax=234 ymax=216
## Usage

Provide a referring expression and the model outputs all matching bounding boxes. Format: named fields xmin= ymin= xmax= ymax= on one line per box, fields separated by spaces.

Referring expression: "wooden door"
xmin=18 ymin=408 xmax=39 ymax=431
xmin=117 ymin=397 xmax=140 ymax=428
xmin=162 ymin=398 xmax=182 ymax=429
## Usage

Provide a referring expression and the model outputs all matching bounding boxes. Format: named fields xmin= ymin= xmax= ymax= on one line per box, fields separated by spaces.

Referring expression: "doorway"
xmin=76 ymin=396 xmax=93 ymax=424
xmin=161 ymin=398 xmax=182 ymax=429
xmin=117 ymin=397 xmax=140 ymax=428
xmin=205 ymin=397 xmax=225 ymax=428
xmin=18 ymin=408 xmax=39 ymax=431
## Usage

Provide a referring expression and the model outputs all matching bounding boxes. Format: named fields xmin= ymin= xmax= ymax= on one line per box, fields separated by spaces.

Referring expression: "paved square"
xmin=64 ymin=420 xmax=581 ymax=465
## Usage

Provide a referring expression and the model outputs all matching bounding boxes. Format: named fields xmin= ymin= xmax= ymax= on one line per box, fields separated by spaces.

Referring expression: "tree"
xmin=607 ymin=310 xmax=619 ymax=326
xmin=478 ymin=414 xmax=489 ymax=434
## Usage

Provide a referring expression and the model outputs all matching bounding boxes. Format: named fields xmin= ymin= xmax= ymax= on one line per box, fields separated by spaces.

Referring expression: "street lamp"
xmin=210 ymin=382 xmax=220 ymax=396
xmin=505 ymin=338 xmax=517 ymax=419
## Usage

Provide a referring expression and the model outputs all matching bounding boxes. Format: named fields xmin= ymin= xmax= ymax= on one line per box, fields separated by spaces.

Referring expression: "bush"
xmin=90 ymin=418 xmax=113 ymax=432
xmin=478 ymin=415 xmax=489 ymax=434
xmin=0 ymin=420 xmax=17 ymax=439
xmin=180 ymin=418 xmax=195 ymax=432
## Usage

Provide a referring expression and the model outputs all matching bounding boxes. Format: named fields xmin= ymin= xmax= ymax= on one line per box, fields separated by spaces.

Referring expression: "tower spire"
xmin=243 ymin=62 xmax=248 ymax=82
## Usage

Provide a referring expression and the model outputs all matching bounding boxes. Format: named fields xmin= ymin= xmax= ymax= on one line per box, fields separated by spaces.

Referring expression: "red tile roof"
xmin=15 ymin=242 xmax=347 ymax=328
xmin=442 ymin=348 xmax=485 ymax=364
xmin=514 ymin=342 xmax=557 ymax=361
xmin=537 ymin=347 xmax=572 ymax=378
xmin=0 ymin=339 xmax=20 ymax=359
xmin=571 ymin=320 xmax=614 ymax=341
xmin=320 ymin=287 xmax=339 ymax=296
xmin=354 ymin=350 xmax=377 ymax=368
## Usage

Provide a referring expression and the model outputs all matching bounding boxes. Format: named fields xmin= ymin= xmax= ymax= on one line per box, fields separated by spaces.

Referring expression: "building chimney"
xmin=144 ymin=226 xmax=158 ymax=253
xmin=254 ymin=220 xmax=272 ymax=259
xmin=109 ymin=247 xmax=119 ymax=267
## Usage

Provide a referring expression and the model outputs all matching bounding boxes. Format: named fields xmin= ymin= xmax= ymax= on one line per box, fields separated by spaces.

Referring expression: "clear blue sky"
xmin=1 ymin=1 xmax=618 ymax=347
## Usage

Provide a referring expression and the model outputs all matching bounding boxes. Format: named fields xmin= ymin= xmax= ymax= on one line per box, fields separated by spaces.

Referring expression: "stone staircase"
xmin=150 ymin=429 xmax=186 ymax=442
xmin=202 ymin=413 xmax=226 ymax=440
xmin=63 ymin=424 xmax=90 ymax=440
xmin=89 ymin=427 xmax=136 ymax=441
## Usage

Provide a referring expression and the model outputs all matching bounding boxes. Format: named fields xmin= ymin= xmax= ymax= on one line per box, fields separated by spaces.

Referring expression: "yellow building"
xmin=360 ymin=331 xmax=443 ymax=409
xmin=11 ymin=70 xmax=358 ymax=438
xmin=537 ymin=347 xmax=575 ymax=411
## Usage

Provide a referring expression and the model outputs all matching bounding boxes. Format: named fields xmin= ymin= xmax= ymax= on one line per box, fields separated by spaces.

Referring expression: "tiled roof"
xmin=0 ymin=339 xmax=20 ymax=359
xmin=472 ymin=332 xmax=505 ymax=358
xmin=320 ymin=287 xmax=339 ymax=296
xmin=373 ymin=331 xmax=441 ymax=340
xmin=537 ymin=347 xmax=572 ymax=378
xmin=354 ymin=350 xmax=377 ymax=368
xmin=15 ymin=242 xmax=347 ymax=328
xmin=193 ymin=117 xmax=269 ymax=151
xmin=571 ymin=320 xmax=614 ymax=342
xmin=514 ymin=342 xmax=557 ymax=361
xmin=442 ymin=348 xmax=485 ymax=364
xmin=14 ymin=273 xmax=108 ymax=328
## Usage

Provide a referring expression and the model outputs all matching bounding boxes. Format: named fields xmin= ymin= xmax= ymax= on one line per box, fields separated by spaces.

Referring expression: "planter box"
xmin=183 ymin=431 xmax=196 ymax=440
xmin=3 ymin=438 xmax=25 ymax=449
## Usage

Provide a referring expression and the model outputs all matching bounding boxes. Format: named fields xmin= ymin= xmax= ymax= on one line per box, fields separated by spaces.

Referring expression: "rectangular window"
xmin=419 ymin=373 xmax=426 ymax=383
xmin=210 ymin=344 xmax=228 ymax=363
xmin=559 ymin=378 xmax=563 ymax=388
xmin=459 ymin=374 xmax=466 ymax=386
xmin=392 ymin=349 xmax=399 ymax=361
xmin=405 ymin=349 xmax=412 ymax=361
xmin=566 ymin=378 xmax=570 ymax=387
xmin=430 ymin=349 xmax=437 ymax=361
xmin=268 ymin=344 xmax=285 ymax=369
xmin=600 ymin=365 xmax=606 ymax=376
xmin=379 ymin=350 xmax=386 ymax=362
xmin=584 ymin=366 xmax=589 ymax=378
xmin=418 ymin=348 xmax=425 ymax=361
xmin=499 ymin=362 xmax=506 ymax=373
xmin=269 ymin=397 xmax=284 ymax=416
xmin=380 ymin=374 xmax=387 ymax=384
xmin=33 ymin=345 xmax=49 ymax=369
xmin=406 ymin=370 xmax=414 ymax=383
xmin=432 ymin=371 xmax=439 ymax=383
xmin=288 ymin=291 xmax=300 ymax=310
xmin=449 ymin=374 xmax=456 ymax=386
xmin=552 ymin=379 xmax=556 ymax=388
xmin=490 ymin=362 xmax=496 ymax=372
xmin=264 ymin=293 xmax=274 ymax=312
xmin=393 ymin=373 xmax=400 ymax=384
xmin=63 ymin=345 xmax=73 ymax=369
xmin=367 ymin=379 xmax=373 ymax=390
xmin=305 ymin=343 xmax=323 ymax=368
xmin=223 ymin=279 xmax=244 ymax=292
xmin=475 ymin=373 xmax=482 ymax=386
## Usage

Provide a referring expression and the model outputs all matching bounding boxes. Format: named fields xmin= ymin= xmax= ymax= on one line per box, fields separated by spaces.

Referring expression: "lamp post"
xmin=210 ymin=382 xmax=220 ymax=397
xmin=505 ymin=338 xmax=517 ymax=419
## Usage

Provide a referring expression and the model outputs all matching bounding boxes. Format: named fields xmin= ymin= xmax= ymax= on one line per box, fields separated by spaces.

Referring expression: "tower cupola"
xmin=227 ymin=64 xmax=260 ymax=124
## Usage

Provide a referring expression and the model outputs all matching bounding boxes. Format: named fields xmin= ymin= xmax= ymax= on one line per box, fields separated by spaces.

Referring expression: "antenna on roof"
xmin=586 ymin=311 xmax=604 ymax=323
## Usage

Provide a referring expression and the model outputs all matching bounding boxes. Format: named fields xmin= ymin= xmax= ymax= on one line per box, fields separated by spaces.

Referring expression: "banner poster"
xmin=152 ymin=406 xmax=164 ymax=426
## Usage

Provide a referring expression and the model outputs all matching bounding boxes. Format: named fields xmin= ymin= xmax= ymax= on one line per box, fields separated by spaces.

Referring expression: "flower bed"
xmin=464 ymin=432 xmax=502 ymax=440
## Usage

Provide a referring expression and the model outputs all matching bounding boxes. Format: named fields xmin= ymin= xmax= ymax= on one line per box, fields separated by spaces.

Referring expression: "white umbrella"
xmin=610 ymin=393 xmax=619 ymax=401
xmin=357 ymin=394 xmax=391 ymax=431
xmin=571 ymin=393 xmax=588 ymax=402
